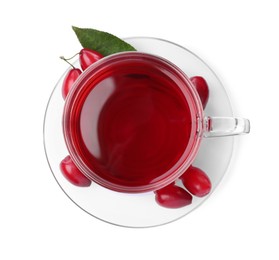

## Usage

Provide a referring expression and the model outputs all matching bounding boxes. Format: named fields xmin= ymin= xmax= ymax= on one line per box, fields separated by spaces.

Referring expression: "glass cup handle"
xmin=203 ymin=116 xmax=250 ymax=137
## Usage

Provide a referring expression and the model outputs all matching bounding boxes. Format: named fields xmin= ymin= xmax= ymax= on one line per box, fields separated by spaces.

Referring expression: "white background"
xmin=0 ymin=0 xmax=278 ymax=259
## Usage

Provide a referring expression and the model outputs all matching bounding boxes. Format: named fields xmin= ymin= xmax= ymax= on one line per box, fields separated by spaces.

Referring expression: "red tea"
xmin=67 ymin=54 xmax=197 ymax=191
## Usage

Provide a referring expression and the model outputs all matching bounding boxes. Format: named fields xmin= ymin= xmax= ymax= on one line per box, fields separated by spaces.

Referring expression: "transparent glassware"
xmin=44 ymin=37 xmax=249 ymax=227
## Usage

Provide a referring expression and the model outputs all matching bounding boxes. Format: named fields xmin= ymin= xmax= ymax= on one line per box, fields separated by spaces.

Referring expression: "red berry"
xmin=62 ymin=68 xmax=82 ymax=99
xmin=180 ymin=166 xmax=211 ymax=197
xmin=154 ymin=183 xmax=192 ymax=209
xmin=190 ymin=76 xmax=209 ymax=109
xmin=59 ymin=156 xmax=91 ymax=187
xmin=79 ymin=48 xmax=103 ymax=71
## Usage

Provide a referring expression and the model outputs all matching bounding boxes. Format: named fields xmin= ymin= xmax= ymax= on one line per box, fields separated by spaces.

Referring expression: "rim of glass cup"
xmin=62 ymin=51 xmax=205 ymax=193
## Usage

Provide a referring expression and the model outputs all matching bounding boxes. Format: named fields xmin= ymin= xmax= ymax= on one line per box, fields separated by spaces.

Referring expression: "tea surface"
xmin=78 ymin=62 xmax=193 ymax=188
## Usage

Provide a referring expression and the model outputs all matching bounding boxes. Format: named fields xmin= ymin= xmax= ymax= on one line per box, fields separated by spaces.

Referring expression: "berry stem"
xmin=62 ymin=52 xmax=80 ymax=61
xmin=60 ymin=56 xmax=76 ymax=69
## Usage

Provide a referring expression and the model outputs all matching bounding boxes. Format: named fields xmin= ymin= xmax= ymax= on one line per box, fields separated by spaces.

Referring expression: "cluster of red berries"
xmin=154 ymin=166 xmax=211 ymax=209
xmin=61 ymin=48 xmax=104 ymax=99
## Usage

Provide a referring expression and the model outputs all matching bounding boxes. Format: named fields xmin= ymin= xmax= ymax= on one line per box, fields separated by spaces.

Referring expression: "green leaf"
xmin=72 ymin=26 xmax=136 ymax=56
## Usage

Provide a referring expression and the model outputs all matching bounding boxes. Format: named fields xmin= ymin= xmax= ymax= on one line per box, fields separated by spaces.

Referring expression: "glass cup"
xmin=62 ymin=52 xmax=250 ymax=193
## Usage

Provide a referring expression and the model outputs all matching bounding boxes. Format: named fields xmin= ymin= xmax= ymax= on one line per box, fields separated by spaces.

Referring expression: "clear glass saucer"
xmin=44 ymin=37 xmax=234 ymax=228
